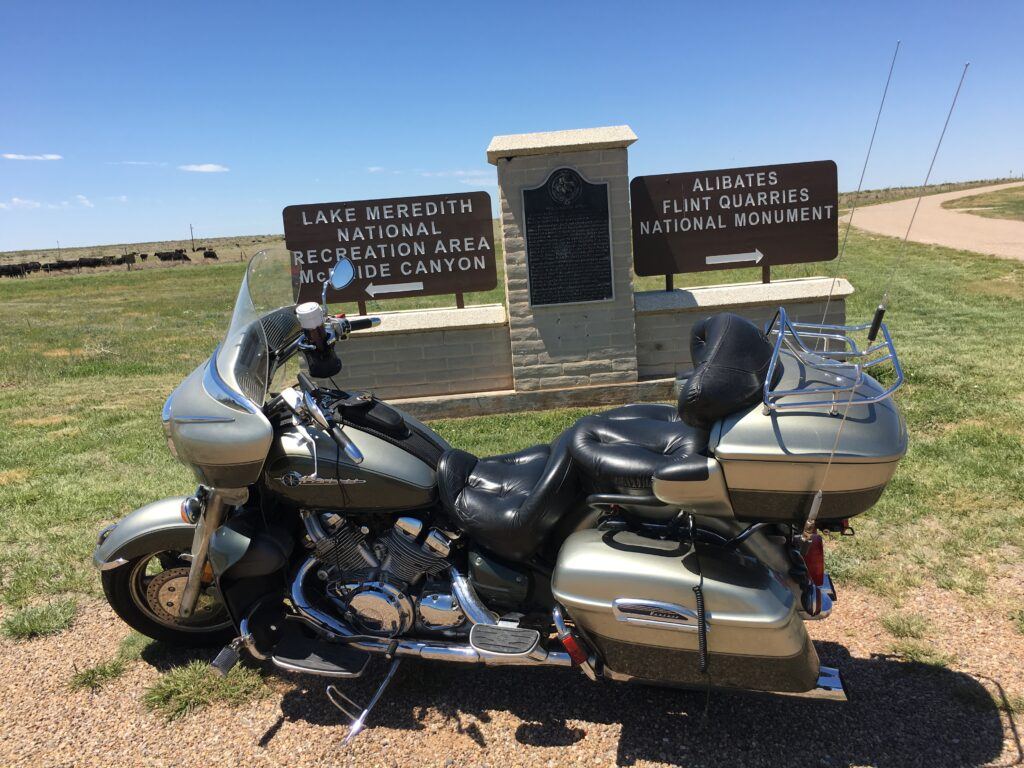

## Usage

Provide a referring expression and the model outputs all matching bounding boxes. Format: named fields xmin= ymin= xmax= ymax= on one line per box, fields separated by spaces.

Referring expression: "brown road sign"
xmin=630 ymin=160 xmax=838 ymax=275
xmin=284 ymin=191 xmax=497 ymax=303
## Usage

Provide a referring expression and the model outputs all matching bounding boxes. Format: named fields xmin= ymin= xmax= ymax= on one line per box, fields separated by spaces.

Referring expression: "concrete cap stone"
xmin=487 ymin=125 xmax=637 ymax=164
xmin=634 ymin=277 xmax=855 ymax=314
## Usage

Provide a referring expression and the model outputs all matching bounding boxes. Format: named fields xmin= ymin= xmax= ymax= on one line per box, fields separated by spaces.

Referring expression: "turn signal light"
xmin=804 ymin=534 xmax=825 ymax=587
xmin=560 ymin=633 xmax=589 ymax=666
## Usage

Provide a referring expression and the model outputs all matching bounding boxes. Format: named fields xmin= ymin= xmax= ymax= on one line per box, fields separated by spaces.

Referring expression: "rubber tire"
xmin=101 ymin=556 xmax=236 ymax=648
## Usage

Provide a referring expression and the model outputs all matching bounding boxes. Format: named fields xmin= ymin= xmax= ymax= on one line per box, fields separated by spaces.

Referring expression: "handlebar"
xmin=295 ymin=372 xmax=364 ymax=464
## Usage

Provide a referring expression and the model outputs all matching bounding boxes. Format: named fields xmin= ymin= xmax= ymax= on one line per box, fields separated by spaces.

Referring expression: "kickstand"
xmin=327 ymin=655 xmax=402 ymax=745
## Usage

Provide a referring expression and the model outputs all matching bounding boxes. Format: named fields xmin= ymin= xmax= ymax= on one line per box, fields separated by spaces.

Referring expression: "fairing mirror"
xmin=321 ymin=257 xmax=356 ymax=309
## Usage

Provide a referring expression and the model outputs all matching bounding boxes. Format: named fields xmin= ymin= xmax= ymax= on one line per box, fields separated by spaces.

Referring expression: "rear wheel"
xmin=101 ymin=550 xmax=235 ymax=647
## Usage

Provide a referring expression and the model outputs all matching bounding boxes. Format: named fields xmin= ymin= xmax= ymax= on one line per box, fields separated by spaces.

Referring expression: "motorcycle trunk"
xmin=552 ymin=529 xmax=819 ymax=692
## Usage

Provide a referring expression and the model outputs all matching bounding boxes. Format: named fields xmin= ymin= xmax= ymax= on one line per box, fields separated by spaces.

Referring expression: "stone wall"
xmin=329 ymin=304 xmax=513 ymax=400
xmin=634 ymin=277 xmax=853 ymax=379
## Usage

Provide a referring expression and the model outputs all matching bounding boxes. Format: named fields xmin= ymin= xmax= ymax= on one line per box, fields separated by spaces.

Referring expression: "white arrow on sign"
xmin=365 ymin=281 xmax=424 ymax=297
xmin=705 ymin=248 xmax=764 ymax=266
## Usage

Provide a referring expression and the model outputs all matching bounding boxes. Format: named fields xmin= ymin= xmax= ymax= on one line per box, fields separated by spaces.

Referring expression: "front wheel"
xmin=101 ymin=550 xmax=235 ymax=647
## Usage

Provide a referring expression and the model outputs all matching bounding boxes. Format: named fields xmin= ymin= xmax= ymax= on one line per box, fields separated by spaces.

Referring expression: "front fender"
xmin=92 ymin=497 xmax=195 ymax=570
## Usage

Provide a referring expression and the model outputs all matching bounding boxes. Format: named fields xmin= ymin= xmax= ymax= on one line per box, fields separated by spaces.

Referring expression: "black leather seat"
xmin=571 ymin=312 xmax=781 ymax=493
xmin=436 ymin=429 xmax=578 ymax=562
xmin=570 ymin=404 xmax=709 ymax=493
xmin=436 ymin=312 xmax=780 ymax=555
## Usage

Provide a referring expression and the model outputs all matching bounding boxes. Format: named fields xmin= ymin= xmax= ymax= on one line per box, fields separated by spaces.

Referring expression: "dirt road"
xmin=1 ymin=584 xmax=1021 ymax=768
xmin=850 ymin=181 xmax=1024 ymax=260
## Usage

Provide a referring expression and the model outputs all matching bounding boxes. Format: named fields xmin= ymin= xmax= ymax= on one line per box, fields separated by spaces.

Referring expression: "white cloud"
xmin=2 ymin=153 xmax=62 ymax=161
xmin=367 ymin=166 xmax=385 ymax=173
xmin=178 ymin=163 xmax=229 ymax=173
xmin=76 ymin=194 xmax=94 ymax=208
xmin=0 ymin=197 xmax=43 ymax=210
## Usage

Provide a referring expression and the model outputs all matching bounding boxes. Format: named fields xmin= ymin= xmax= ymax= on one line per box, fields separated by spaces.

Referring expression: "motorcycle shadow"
xmin=137 ymin=640 xmax=1014 ymax=765
xmin=261 ymin=641 xmax=1016 ymax=767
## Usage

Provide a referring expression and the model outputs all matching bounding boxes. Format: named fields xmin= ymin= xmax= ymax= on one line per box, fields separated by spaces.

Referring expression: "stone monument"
xmin=487 ymin=126 xmax=640 ymax=393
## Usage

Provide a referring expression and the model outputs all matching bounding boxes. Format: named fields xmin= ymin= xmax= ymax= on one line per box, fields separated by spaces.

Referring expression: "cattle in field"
xmin=203 ymin=249 xmax=218 ymax=260
xmin=23 ymin=261 xmax=42 ymax=273
xmin=0 ymin=264 xmax=27 ymax=278
xmin=139 ymin=253 xmax=149 ymax=261
xmin=43 ymin=260 xmax=80 ymax=273
xmin=155 ymin=249 xmax=190 ymax=262
xmin=78 ymin=257 xmax=103 ymax=268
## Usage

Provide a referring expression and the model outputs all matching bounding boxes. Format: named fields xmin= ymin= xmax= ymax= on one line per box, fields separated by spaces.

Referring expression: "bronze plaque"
xmin=522 ymin=168 xmax=614 ymax=306
xmin=283 ymin=191 xmax=497 ymax=303
xmin=630 ymin=160 xmax=838 ymax=275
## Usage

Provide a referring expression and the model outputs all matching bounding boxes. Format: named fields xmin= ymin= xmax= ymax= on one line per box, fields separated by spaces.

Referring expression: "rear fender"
xmin=93 ymin=497 xmax=195 ymax=570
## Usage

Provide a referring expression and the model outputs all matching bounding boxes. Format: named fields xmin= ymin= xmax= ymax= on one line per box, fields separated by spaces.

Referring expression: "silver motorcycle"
xmin=94 ymin=250 xmax=906 ymax=741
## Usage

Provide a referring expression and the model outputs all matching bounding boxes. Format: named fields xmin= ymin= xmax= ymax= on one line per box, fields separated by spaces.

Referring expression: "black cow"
xmin=203 ymin=249 xmax=218 ymax=260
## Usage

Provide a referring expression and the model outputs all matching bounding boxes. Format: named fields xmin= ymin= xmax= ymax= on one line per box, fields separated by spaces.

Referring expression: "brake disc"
xmin=145 ymin=567 xmax=224 ymax=626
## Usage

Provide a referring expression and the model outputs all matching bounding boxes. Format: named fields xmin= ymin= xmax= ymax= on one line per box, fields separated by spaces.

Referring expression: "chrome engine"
xmin=301 ymin=512 xmax=464 ymax=637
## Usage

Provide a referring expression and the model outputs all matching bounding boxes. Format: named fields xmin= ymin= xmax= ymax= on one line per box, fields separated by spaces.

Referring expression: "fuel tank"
xmin=552 ymin=528 xmax=819 ymax=692
xmin=262 ymin=419 xmax=442 ymax=512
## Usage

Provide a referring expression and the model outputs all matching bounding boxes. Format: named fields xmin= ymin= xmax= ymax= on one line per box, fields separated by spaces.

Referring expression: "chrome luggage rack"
xmin=762 ymin=307 xmax=904 ymax=414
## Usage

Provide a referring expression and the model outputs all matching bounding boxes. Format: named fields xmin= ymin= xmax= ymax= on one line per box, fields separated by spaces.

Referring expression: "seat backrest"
xmin=678 ymin=312 xmax=782 ymax=430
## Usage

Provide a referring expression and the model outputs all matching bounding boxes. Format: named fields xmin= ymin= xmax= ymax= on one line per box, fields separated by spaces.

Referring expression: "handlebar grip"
xmin=867 ymin=304 xmax=886 ymax=343
xmin=347 ymin=317 xmax=380 ymax=331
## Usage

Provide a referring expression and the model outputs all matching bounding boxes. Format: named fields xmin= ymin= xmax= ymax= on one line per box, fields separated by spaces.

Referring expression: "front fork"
xmin=179 ymin=486 xmax=247 ymax=619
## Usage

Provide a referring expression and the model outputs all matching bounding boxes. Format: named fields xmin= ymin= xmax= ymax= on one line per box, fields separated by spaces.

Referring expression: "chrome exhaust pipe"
xmin=776 ymin=665 xmax=847 ymax=701
xmin=289 ymin=558 xmax=572 ymax=668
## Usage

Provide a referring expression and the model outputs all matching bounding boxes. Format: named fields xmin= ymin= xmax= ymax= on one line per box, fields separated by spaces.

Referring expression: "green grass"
xmin=892 ymin=640 xmax=955 ymax=668
xmin=942 ymin=184 xmax=1024 ymax=222
xmin=1 ymin=598 xmax=77 ymax=639
xmin=1011 ymin=609 xmax=1024 ymax=635
xmin=70 ymin=632 xmax=152 ymax=691
xmin=881 ymin=612 xmax=930 ymax=640
xmin=839 ymin=178 xmax=1019 ymax=209
xmin=0 ymin=226 xmax=1021 ymax=622
xmin=142 ymin=660 xmax=267 ymax=719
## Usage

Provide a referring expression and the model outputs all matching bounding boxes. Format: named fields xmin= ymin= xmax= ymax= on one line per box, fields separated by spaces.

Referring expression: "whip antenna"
xmin=867 ymin=61 xmax=970 ymax=342
xmin=803 ymin=61 xmax=970 ymax=539
xmin=821 ymin=40 xmax=901 ymax=327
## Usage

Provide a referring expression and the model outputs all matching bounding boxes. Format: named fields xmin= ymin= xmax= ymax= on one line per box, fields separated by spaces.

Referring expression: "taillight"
xmin=804 ymin=534 xmax=825 ymax=586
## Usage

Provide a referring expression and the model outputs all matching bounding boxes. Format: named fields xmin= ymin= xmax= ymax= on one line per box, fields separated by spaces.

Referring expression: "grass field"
xmin=0 ymin=227 xmax=1022 ymax=644
xmin=839 ymin=177 xmax=1020 ymax=209
xmin=942 ymin=184 xmax=1024 ymax=222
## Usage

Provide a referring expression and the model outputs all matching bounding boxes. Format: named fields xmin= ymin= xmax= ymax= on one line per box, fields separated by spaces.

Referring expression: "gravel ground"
xmin=1 ymin=584 xmax=1021 ymax=768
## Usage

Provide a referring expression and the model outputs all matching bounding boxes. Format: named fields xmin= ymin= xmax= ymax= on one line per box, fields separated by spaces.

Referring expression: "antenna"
xmin=190 ymin=224 xmax=196 ymax=253
xmin=820 ymin=40 xmax=901 ymax=327
xmin=867 ymin=61 xmax=971 ymax=341
xmin=802 ymin=62 xmax=970 ymax=541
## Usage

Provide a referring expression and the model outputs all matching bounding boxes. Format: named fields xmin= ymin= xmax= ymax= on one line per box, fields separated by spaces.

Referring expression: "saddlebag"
xmin=552 ymin=529 xmax=819 ymax=692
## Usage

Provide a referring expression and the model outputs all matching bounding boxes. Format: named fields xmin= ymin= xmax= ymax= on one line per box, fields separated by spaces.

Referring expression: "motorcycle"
xmin=94 ymin=249 xmax=907 ymax=742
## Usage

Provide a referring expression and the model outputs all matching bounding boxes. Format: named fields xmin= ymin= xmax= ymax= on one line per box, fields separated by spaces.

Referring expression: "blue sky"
xmin=2 ymin=1 xmax=1021 ymax=251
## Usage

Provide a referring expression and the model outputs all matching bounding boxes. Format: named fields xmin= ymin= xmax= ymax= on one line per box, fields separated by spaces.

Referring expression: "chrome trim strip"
xmin=172 ymin=416 xmax=236 ymax=424
xmin=97 ymin=556 xmax=128 ymax=571
xmin=202 ymin=350 xmax=259 ymax=415
xmin=612 ymin=598 xmax=706 ymax=633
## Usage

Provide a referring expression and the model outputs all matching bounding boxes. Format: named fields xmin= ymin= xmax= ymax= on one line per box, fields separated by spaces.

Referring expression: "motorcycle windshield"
xmin=215 ymin=250 xmax=300 ymax=406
